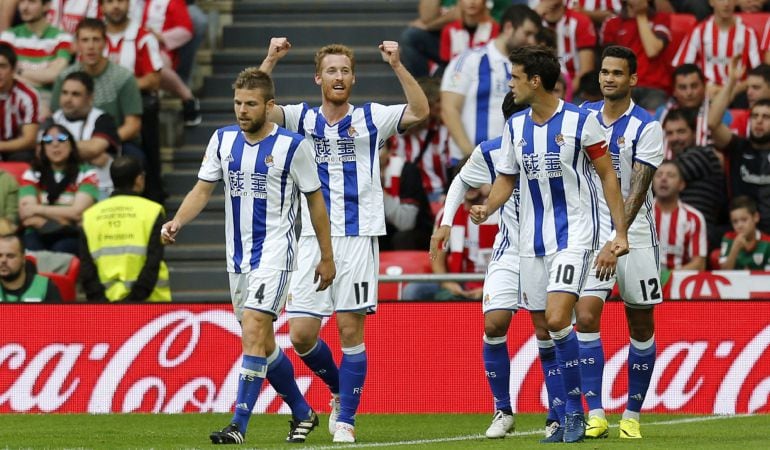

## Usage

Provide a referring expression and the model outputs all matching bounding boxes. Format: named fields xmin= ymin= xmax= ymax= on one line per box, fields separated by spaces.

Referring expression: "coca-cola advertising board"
xmin=1 ymin=302 xmax=769 ymax=414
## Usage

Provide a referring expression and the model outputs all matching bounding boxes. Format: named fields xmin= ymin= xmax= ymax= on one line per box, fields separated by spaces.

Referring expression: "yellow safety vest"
xmin=82 ymin=195 xmax=171 ymax=302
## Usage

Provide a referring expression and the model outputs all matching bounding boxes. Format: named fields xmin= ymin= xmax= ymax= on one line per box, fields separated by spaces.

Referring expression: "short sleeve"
xmin=495 ymin=120 xmax=519 ymax=176
xmin=76 ymin=167 xmax=100 ymax=201
xmin=370 ymin=103 xmax=407 ymax=138
xmin=197 ymin=131 xmax=223 ymax=182
xmin=289 ymin=140 xmax=321 ymax=193
xmin=119 ymin=75 xmax=144 ymax=116
xmin=580 ymin=113 xmax=606 ymax=150
xmin=281 ymin=103 xmax=306 ymax=133
xmin=459 ymin=146 xmax=493 ymax=188
xmin=92 ymin=114 xmax=121 ymax=155
xmin=634 ymin=121 xmax=665 ymax=168
xmin=440 ymin=51 xmax=476 ymax=95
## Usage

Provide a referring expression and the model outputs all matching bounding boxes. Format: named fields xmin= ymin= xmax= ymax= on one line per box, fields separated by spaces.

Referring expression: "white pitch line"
xmin=300 ymin=414 xmax=757 ymax=449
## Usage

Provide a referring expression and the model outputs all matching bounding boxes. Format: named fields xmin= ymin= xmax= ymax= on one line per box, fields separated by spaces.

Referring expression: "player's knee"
xmin=545 ymin=312 xmax=571 ymax=332
xmin=575 ymin=312 xmax=600 ymax=332
xmin=628 ymin=322 xmax=654 ymax=342
xmin=484 ymin=322 xmax=507 ymax=338
xmin=290 ymin=329 xmax=319 ymax=353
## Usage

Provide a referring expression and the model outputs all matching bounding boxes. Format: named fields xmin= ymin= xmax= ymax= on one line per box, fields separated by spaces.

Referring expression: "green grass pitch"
xmin=1 ymin=413 xmax=768 ymax=449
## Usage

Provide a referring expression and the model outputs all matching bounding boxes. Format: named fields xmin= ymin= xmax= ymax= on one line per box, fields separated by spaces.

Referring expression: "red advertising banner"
xmin=1 ymin=302 xmax=769 ymax=415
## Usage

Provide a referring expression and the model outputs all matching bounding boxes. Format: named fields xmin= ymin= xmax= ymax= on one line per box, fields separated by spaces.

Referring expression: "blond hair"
xmin=232 ymin=68 xmax=275 ymax=100
xmin=315 ymin=44 xmax=355 ymax=74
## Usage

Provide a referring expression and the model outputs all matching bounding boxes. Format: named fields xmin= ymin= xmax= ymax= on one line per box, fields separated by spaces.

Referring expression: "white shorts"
xmin=482 ymin=253 xmax=520 ymax=314
xmin=287 ymin=235 xmax=379 ymax=317
xmin=617 ymin=246 xmax=662 ymax=308
xmin=580 ymin=252 xmax=616 ymax=301
xmin=518 ymin=248 xmax=593 ymax=311
xmin=229 ymin=268 xmax=292 ymax=322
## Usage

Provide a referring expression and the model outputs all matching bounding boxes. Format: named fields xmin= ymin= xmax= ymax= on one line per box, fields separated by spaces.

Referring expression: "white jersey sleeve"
xmin=290 ymin=139 xmax=322 ymax=193
xmin=198 ymin=130 xmax=223 ymax=182
xmin=281 ymin=103 xmax=306 ymax=132
xmin=580 ymin=113 xmax=606 ymax=150
xmin=495 ymin=120 xmax=519 ymax=176
xmin=440 ymin=50 xmax=477 ymax=95
xmin=459 ymin=145 xmax=493 ymax=187
xmin=371 ymin=103 xmax=407 ymax=135
xmin=634 ymin=121 xmax=665 ymax=168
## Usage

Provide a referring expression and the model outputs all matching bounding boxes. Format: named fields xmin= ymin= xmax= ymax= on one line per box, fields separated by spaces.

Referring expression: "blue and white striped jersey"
xmin=199 ymin=124 xmax=321 ymax=273
xmin=282 ymin=102 xmax=406 ymax=237
xmin=582 ymin=100 xmax=664 ymax=248
xmin=497 ymin=100 xmax=606 ymax=257
xmin=441 ymin=41 xmax=512 ymax=161
xmin=456 ymin=137 xmax=520 ymax=262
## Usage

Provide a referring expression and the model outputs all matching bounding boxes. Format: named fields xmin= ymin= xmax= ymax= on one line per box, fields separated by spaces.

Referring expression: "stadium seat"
xmin=709 ymin=248 xmax=721 ymax=270
xmin=25 ymin=253 xmax=80 ymax=302
xmin=669 ymin=13 xmax=697 ymax=56
xmin=737 ymin=13 xmax=770 ymax=42
xmin=0 ymin=162 xmax=31 ymax=183
xmin=379 ymin=250 xmax=433 ymax=301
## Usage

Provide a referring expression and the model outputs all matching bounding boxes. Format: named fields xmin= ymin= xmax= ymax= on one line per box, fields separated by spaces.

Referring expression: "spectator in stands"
xmin=400 ymin=0 xmax=461 ymax=77
xmin=719 ymin=195 xmax=770 ymax=269
xmin=572 ymin=70 xmax=602 ymax=104
xmin=570 ymin=0 xmax=624 ymax=26
xmin=662 ymin=108 xmax=728 ymax=249
xmin=601 ymin=0 xmax=672 ymax=110
xmin=46 ymin=0 xmax=99 ymax=34
xmin=534 ymin=0 xmax=597 ymax=92
xmin=403 ymin=181 xmax=497 ymax=301
xmin=673 ymin=0 xmax=761 ymax=93
xmin=51 ymin=19 xmax=143 ymax=160
xmin=0 ymin=43 xmax=39 ymax=162
xmin=176 ymin=0 xmax=207 ymax=86
xmin=129 ymin=0 xmax=201 ymax=126
xmin=80 ymin=155 xmax=170 ymax=302
xmin=0 ymin=0 xmax=72 ymax=115
xmin=0 ymin=1 xmax=17 ymax=31
xmin=708 ymin=57 xmax=770 ymax=234
xmin=439 ymin=0 xmax=499 ymax=64
xmin=735 ymin=0 xmax=770 ymax=12
xmin=387 ymin=77 xmax=449 ymax=201
xmin=668 ymin=0 xmax=712 ymax=21
xmin=441 ymin=4 xmax=540 ymax=165
xmin=652 ymin=160 xmax=708 ymax=270
xmin=729 ymin=64 xmax=770 ymax=137
xmin=0 ymin=231 xmax=62 ymax=302
xmin=18 ymin=124 xmax=98 ymax=254
xmin=0 ymin=169 xmax=19 ymax=227
xmin=657 ymin=64 xmax=727 ymax=156
xmin=380 ymin=146 xmax=434 ymax=251
xmin=101 ymin=0 xmax=166 ymax=203
xmin=46 ymin=71 xmax=121 ymax=199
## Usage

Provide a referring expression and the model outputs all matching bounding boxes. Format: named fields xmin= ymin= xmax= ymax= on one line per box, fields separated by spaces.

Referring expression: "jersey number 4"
xmin=254 ymin=284 xmax=266 ymax=304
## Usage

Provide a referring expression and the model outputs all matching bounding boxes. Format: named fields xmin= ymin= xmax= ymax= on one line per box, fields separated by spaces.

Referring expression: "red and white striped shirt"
xmin=129 ymin=0 xmax=193 ymax=52
xmin=657 ymin=100 xmax=712 ymax=159
xmin=436 ymin=204 xmax=498 ymax=289
xmin=106 ymin=23 xmax=164 ymax=79
xmin=387 ymin=121 xmax=450 ymax=197
xmin=0 ymin=80 xmax=39 ymax=141
xmin=761 ymin=20 xmax=770 ymax=54
xmin=439 ymin=19 xmax=499 ymax=63
xmin=673 ymin=16 xmax=762 ymax=86
xmin=543 ymin=9 xmax=597 ymax=80
xmin=46 ymin=0 xmax=100 ymax=35
xmin=654 ymin=199 xmax=707 ymax=270
xmin=569 ymin=0 xmax=622 ymax=14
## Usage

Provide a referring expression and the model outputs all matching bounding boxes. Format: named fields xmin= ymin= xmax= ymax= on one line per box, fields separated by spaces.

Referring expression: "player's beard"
xmin=0 ymin=266 xmax=23 ymax=283
xmin=602 ymin=86 xmax=629 ymax=101
xmin=749 ymin=130 xmax=770 ymax=145
xmin=106 ymin=13 xmax=129 ymax=26
xmin=240 ymin=115 xmax=266 ymax=134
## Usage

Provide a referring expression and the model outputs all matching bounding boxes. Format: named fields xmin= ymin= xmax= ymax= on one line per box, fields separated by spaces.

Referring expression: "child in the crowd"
xmin=719 ymin=196 xmax=770 ymax=270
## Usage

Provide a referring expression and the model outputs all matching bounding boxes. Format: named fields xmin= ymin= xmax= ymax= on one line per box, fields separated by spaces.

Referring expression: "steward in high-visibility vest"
xmin=80 ymin=156 xmax=171 ymax=301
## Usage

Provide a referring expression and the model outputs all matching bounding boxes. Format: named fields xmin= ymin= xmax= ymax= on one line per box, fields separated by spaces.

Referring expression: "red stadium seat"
xmin=0 ymin=162 xmax=30 ymax=183
xmin=737 ymin=13 xmax=770 ymax=42
xmin=669 ymin=13 xmax=698 ymax=57
xmin=25 ymin=254 xmax=80 ymax=302
xmin=379 ymin=250 xmax=433 ymax=301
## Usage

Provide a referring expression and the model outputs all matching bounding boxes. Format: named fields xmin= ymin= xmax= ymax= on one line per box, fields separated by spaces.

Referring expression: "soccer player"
xmin=430 ymin=92 xmax=567 ymax=440
xmin=577 ymin=45 xmax=665 ymax=440
xmin=160 ymin=68 xmax=336 ymax=445
xmin=259 ymin=38 xmax=429 ymax=443
xmin=469 ymin=45 xmax=629 ymax=444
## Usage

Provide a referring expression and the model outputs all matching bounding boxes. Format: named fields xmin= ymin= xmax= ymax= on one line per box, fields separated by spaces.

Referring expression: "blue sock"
xmin=538 ymin=339 xmax=566 ymax=424
xmin=626 ymin=337 xmax=656 ymax=414
xmin=578 ymin=332 xmax=605 ymax=413
xmin=297 ymin=339 xmax=340 ymax=394
xmin=483 ymin=335 xmax=511 ymax=413
xmin=550 ymin=327 xmax=583 ymax=415
xmin=231 ymin=354 xmax=267 ymax=435
xmin=338 ymin=344 xmax=367 ymax=426
xmin=266 ymin=348 xmax=312 ymax=420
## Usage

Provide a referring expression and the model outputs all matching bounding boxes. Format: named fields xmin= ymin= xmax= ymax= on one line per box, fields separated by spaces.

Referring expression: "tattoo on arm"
xmin=624 ymin=163 xmax=656 ymax=226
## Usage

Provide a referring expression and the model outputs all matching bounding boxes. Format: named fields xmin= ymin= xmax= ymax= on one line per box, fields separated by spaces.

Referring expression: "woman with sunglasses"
xmin=17 ymin=125 xmax=99 ymax=255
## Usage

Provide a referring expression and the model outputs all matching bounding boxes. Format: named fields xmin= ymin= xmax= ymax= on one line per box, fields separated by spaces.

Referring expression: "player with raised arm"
xmin=160 ymin=68 xmax=336 ymax=445
xmin=259 ymin=37 xmax=429 ymax=443
xmin=469 ymin=46 xmax=628 ymax=444
xmin=430 ymin=92 xmax=566 ymax=440
xmin=578 ymin=45 xmax=666 ymax=440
